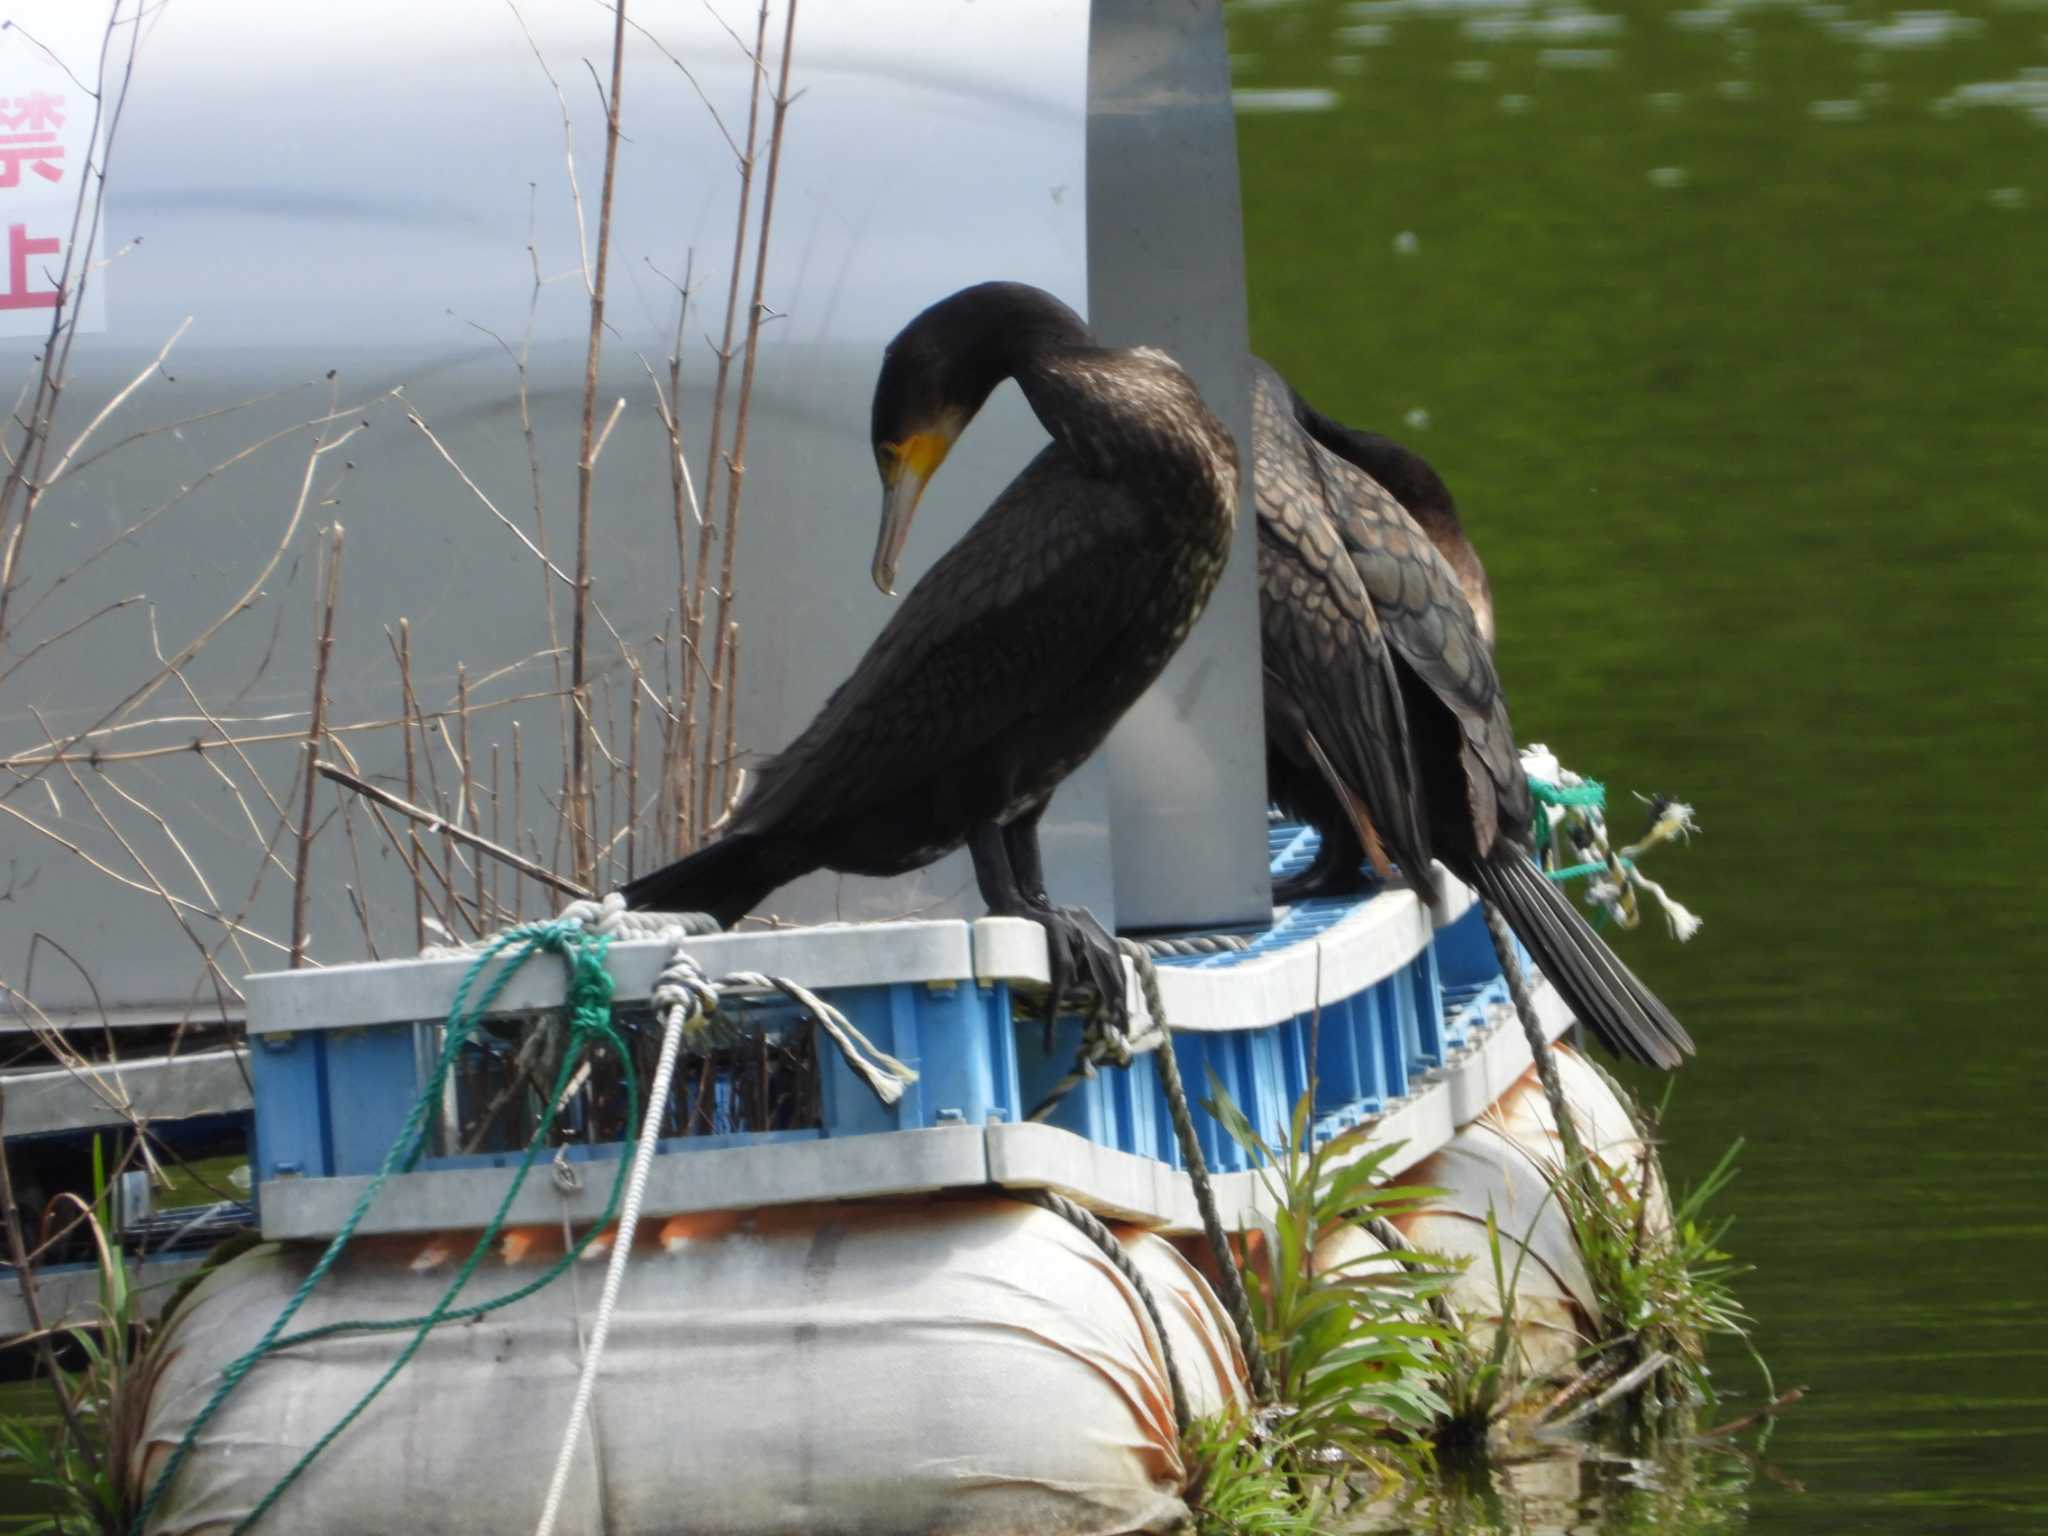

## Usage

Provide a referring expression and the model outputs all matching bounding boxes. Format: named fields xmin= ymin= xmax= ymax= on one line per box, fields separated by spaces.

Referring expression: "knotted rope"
xmin=1523 ymin=745 xmax=1701 ymax=942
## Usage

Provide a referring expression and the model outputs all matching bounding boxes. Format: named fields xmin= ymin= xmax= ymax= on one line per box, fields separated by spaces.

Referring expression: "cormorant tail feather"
xmin=617 ymin=832 xmax=811 ymax=928
xmin=1469 ymin=855 xmax=1694 ymax=1070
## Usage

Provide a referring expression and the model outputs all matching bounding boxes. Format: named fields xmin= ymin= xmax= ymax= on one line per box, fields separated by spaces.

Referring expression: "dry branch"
xmin=687 ymin=0 xmax=773 ymax=846
xmin=316 ymin=761 xmax=592 ymax=900
xmin=290 ymin=524 xmax=345 ymax=966
xmin=705 ymin=0 xmax=798 ymax=836
xmin=0 ymin=7 xmax=144 ymax=642
xmin=0 ymin=417 xmax=365 ymax=810
xmin=568 ymin=0 xmax=633 ymax=889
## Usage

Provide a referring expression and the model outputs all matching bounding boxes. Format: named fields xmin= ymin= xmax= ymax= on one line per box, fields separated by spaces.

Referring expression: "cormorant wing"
xmin=1305 ymin=436 xmax=1529 ymax=859
xmin=730 ymin=446 xmax=1168 ymax=838
xmin=1252 ymin=363 xmax=1436 ymax=885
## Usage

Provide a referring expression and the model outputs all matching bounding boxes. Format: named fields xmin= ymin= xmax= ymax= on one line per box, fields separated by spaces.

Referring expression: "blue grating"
xmin=1267 ymin=820 xmax=1320 ymax=882
xmin=250 ymin=823 xmax=1517 ymax=1185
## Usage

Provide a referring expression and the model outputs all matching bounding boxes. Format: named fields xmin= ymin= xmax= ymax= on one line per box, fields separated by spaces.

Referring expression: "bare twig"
xmin=512 ymin=720 xmax=527 ymax=921
xmin=0 ymin=417 xmax=365 ymax=810
xmin=489 ymin=743 xmax=504 ymax=925
xmin=602 ymin=675 xmax=620 ymax=889
xmin=316 ymin=761 xmax=592 ymax=900
xmin=616 ymin=8 xmax=742 ymax=160
xmin=0 ymin=8 xmax=145 ymax=642
xmin=37 ymin=315 xmax=194 ymax=495
xmin=395 ymin=619 xmax=426 ymax=948
xmin=686 ymin=0 xmax=772 ymax=844
xmin=89 ymin=769 xmax=254 ymax=981
xmin=459 ymin=667 xmax=485 ymax=922
xmin=290 ymin=523 xmax=344 ymax=966
xmin=625 ymin=668 xmax=641 ymax=880
xmin=588 ymin=394 xmax=626 ymax=470
xmin=8 ymin=396 xmax=388 ymax=640
xmin=338 ymin=785 xmax=381 ymax=961
xmin=703 ymin=0 xmax=797 ymax=835
xmin=147 ymin=607 xmax=297 ymax=861
xmin=326 ymin=735 xmax=457 ymax=940
xmin=56 ymin=380 xmax=317 ymax=487
xmin=0 ymin=684 xmax=567 ymax=773
xmin=1695 ymin=1387 xmax=1807 ymax=1442
xmin=504 ymin=0 xmax=593 ymax=294
xmin=27 ymin=744 xmax=267 ymax=994
xmin=717 ymin=617 xmax=740 ymax=812
xmin=435 ymin=788 xmax=467 ymax=937
xmin=403 ymin=408 xmax=573 ymax=587
xmin=0 ymin=594 xmax=141 ymax=689
xmin=566 ymin=0 xmax=632 ymax=891
xmin=1539 ymin=1350 xmax=1677 ymax=1432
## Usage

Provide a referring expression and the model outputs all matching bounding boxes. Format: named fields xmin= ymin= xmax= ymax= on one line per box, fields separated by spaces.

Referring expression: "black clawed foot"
xmin=1068 ymin=906 xmax=1128 ymax=1030
xmin=1029 ymin=903 xmax=1129 ymax=1039
xmin=1038 ymin=906 xmax=1078 ymax=1051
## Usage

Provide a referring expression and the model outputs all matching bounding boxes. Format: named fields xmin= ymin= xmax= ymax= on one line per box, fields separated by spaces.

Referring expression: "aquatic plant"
xmin=1181 ymin=1414 xmax=1326 ymax=1536
xmin=1553 ymin=1117 xmax=1770 ymax=1427
xmin=1186 ymin=1082 xmax=1454 ymax=1529
xmin=0 ymin=1199 xmax=161 ymax=1536
xmin=1427 ymin=1206 xmax=1536 ymax=1451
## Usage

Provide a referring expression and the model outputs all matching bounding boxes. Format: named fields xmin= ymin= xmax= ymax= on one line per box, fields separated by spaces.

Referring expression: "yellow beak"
xmin=872 ymin=430 xmax=954 ymax=596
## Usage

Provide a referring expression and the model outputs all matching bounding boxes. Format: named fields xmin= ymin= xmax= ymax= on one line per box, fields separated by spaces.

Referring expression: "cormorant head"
xmin=869 ymin=282 xmax=1090 ymax=595
xmin=1287 ymin=381 xmax=1496 ymax=646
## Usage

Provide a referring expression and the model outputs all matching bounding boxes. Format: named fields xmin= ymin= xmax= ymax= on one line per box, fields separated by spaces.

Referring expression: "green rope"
xmin=1525 ymin=774 xmax=1606 ymax=810
xmin=135 ymin=920 xmax=636 ymax=1536
xmin=1525 ymin=772 xmax=1606 ymax=867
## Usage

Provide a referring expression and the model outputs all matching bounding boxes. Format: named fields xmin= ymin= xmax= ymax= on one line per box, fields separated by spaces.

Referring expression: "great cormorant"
xmin=1254 ymin=359 xmax=1691 ymax=1068
xmin=623 ymin=283 xmax=1239 ymax=1021
xmin=1259 ymin=370 xmax=1495 ymax=904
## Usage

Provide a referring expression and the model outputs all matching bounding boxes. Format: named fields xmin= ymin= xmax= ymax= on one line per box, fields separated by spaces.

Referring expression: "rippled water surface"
xmin=1229 ymin=0 xmax=2047 ymax=1530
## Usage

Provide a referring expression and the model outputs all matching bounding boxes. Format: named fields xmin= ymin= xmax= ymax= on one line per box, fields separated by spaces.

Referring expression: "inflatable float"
xmin=127 ymin=828 xmax=1659 ymax=1534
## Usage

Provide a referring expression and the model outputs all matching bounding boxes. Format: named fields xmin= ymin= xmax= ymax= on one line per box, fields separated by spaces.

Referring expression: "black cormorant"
xmin=1253 ymin=359 xmax=1691 ymax=1068
xmin=1259 ymin=369 xmax=1495 ymax=903
xmin=1288 ymin=395 xmax=1494 ymax=650
xmin=623 ymin=283 xmax=1240 ymax=1019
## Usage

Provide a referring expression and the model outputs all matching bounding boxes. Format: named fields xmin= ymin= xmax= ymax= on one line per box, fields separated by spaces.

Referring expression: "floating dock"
xmin=41 ymin=831 xmax=1613 ymax=1535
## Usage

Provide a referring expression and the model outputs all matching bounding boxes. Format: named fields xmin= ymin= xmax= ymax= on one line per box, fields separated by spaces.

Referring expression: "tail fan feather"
xmin=1470 ymin=855 xmax=1694 ymax=1069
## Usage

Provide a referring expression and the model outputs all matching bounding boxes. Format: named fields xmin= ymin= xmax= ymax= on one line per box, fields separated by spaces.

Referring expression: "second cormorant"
xmin=1253 ymin=359 xmax=1692 ymax=1068
xmin=1259 ymin=372 xmax=1495 ymax=904
xmin=623 ymin=282 xmax=1240 ymax=1020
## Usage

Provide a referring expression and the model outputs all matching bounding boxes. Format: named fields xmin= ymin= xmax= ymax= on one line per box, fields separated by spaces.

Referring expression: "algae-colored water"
xmin=5 ymin=2 xmax=2044 ymax=1531
xmin=1229 ymin=0 xmax=2047 ymax=1529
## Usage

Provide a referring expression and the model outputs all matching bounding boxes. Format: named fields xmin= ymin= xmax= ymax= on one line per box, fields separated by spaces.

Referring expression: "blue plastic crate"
xmin=248 ymin=822 xmax=1517 ymax=1187
xmin=818 ymin=979 xmax=1020 ymax=1135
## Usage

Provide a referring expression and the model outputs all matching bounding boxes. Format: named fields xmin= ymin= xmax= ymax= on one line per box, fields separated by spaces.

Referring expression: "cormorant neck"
xmin=946 ymin=282 xmax=1095 ymax=422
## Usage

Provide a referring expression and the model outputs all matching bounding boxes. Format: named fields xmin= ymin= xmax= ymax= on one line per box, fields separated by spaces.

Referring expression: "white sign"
xmin=0 ymin=3 xmax=111 ymax=338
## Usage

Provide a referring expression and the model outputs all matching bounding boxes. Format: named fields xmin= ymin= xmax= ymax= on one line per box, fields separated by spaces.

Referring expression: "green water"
xmin=1229 ymin=0 xmax=2047 ymax=1530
